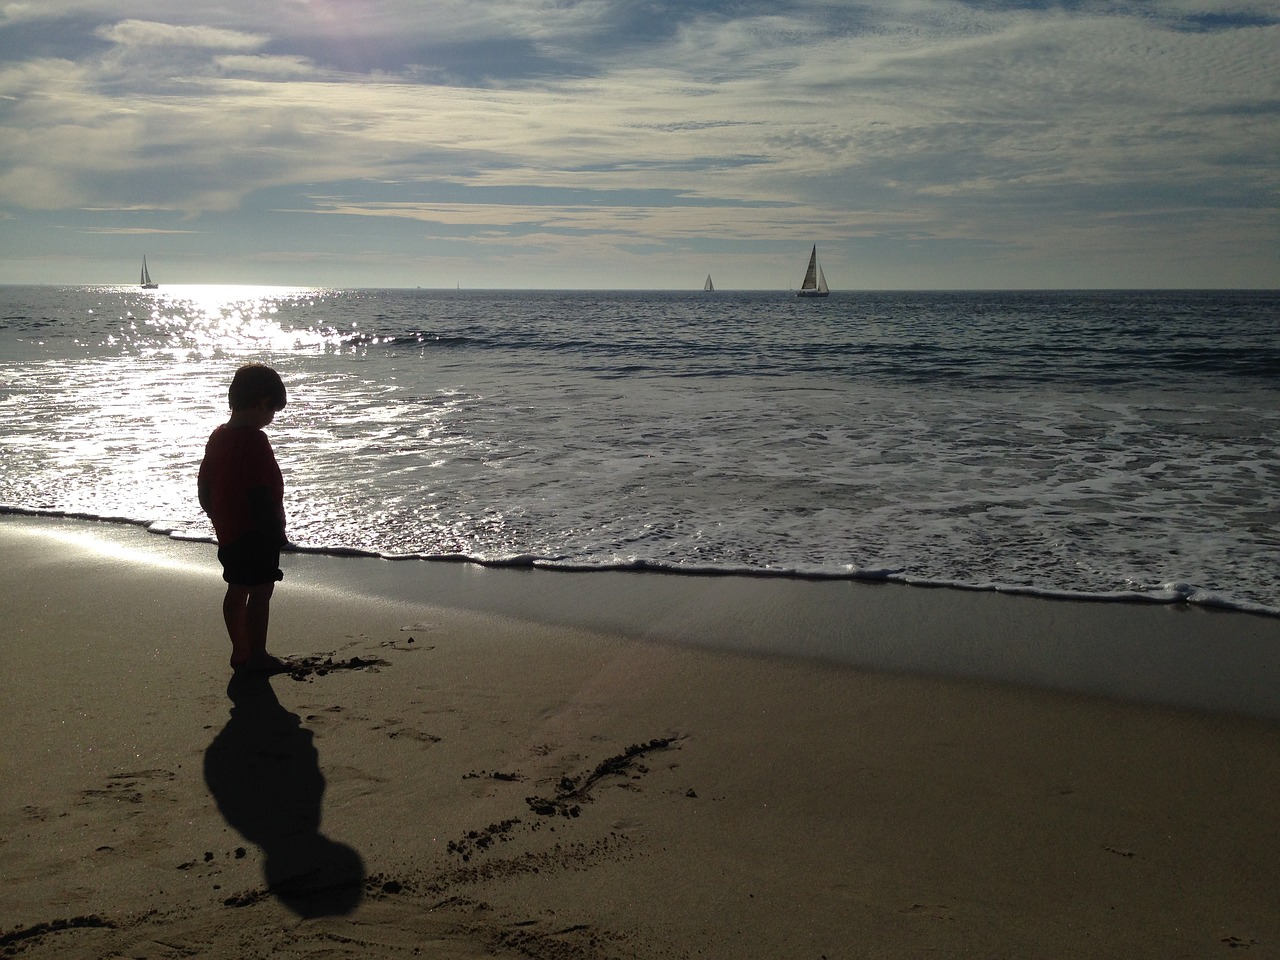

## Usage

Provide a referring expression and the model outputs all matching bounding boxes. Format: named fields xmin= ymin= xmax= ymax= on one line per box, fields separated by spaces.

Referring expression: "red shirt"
xmin=198 ymin=425 xmax=285 ymax=546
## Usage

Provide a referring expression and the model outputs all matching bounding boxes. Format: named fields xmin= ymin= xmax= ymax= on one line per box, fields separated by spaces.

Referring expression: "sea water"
xmin=1 ymin=285 xmax=1277 ymax=616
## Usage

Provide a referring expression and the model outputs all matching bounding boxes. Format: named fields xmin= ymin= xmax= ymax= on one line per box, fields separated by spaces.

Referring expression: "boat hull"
xmin=795 ymin=289 xmax=829 ymax=297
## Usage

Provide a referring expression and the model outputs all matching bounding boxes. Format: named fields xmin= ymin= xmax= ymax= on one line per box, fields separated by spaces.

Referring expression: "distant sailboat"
xmin=795 ymin=245 xmax=829 ymax=298
xmin=704 ymin=274 xmax=715 ymax=292
xmin=140 ymin=257 xmax=158 ymax=289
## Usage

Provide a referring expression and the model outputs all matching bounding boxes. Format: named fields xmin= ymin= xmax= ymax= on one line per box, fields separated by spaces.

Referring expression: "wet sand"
xmin=3 ymin=515 xmax=1280 ymax=958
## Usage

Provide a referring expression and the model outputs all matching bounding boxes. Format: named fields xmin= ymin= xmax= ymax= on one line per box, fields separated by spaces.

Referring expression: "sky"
xmin=0 ymin=1 xmax=1276 ymax=290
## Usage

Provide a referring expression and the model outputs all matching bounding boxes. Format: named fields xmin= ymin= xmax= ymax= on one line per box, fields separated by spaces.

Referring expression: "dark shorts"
xmin=218 ymin=532 xmax=284 ymax=586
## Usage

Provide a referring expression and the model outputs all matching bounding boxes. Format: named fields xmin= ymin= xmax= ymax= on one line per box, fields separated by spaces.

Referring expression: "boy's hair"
xmin=228 ymin=364 xmax=287 ymax=411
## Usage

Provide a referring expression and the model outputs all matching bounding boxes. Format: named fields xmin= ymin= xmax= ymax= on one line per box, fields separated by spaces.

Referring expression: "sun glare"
xmin=130 ymin=285 xmax=342 ymax=355
xmin=14 ymin=524 xmax=206 ymax=573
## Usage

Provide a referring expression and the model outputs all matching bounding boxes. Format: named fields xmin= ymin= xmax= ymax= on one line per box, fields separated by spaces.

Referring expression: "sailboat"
xmin=704 ymin=274 xmax=715 ymax=292
xmin=140 ymin=257 xmax=158 ymax=289
xmin=795 ymin=245 xmax=829 ymax=297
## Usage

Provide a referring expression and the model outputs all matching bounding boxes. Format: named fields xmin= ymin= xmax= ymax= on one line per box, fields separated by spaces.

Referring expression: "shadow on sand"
xmin=203 ymin=673 xmax=365 ymax=917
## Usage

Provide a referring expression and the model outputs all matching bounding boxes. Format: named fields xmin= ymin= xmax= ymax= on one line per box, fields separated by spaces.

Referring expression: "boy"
xmin=198 ymin=363 xmax=291 ymax=673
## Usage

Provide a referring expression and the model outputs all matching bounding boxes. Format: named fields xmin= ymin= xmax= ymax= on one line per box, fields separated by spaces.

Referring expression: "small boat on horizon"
xmin=795 ymin=245 xmax=829 ymax=297
xmin=704 ymin=274 xmax=715 ymax=292
xmin=140 ymin=257 xmax=158 ymax=289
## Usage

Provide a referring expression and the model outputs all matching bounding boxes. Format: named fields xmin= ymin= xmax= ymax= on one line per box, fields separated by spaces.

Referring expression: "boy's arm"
xmin=247 ymin=485 xmax=287 ymax=546
xmin=198 ymin=479 xmax=212 ymax=515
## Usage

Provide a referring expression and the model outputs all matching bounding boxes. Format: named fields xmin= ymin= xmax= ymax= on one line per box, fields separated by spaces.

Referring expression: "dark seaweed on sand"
xmin=525 ymin=737 xmax=680 ymax=818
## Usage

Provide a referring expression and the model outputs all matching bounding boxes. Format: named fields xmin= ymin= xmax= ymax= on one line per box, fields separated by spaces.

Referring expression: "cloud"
xmin=0 ymin=1 xmax=1275 ymax=286
xmin=291 ymin=196 xmax=814 ymax=245
xmin=215 ymin=54 xmax=319 ymax=79
xmin=94 ymin=19 xmax=266 ymax=50
xmin=82 ymin=226 xmax=197 ymax=234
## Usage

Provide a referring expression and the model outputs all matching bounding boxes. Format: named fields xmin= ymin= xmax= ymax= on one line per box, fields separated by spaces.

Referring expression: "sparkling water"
xmin=2 ymin=285 xmax=1277 ymax=615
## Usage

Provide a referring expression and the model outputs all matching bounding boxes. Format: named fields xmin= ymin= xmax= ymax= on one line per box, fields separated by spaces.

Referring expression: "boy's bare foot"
xmin=232 ymin=651 xmax=297 ymax=674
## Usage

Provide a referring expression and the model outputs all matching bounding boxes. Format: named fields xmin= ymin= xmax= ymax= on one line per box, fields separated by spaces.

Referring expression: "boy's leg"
xmin=244 ymin=582 xmax=275 ymax=657
xmin=219 ymin=533 xmax=285 ymax=671
xmin=223 ymin=582 xmax=274 ymax=668
xmin=223 ymin=584 xmax=253 ymax=667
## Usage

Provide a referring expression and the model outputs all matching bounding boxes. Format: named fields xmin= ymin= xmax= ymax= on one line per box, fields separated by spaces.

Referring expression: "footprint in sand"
xmin=77 ymin=769 xmax=176 ymax=806
xmin=370 ymin=717 xmax=442 ymax=745
xmin=387 ymin=728 xmax=442 ymax=745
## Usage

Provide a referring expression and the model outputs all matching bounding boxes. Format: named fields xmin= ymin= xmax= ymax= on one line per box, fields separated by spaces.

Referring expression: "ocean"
xmin=1 ymin=285 xmax=1277 ymax=617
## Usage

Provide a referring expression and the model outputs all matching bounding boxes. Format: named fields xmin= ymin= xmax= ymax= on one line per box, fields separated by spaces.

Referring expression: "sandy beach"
xmin=3 ymin=514 xmax=1280 ymax=959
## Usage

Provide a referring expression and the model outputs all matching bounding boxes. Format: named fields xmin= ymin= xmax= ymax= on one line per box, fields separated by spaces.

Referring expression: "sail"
xmin=800 ymin=246 xmax=819 ymax=291
xmin=704 ymin=274 xmax=714 ymax=292
xmin=140 ymin=257 xmax=157 ymax=288
xmin=796 ymin=245 xmax=830 ymax=297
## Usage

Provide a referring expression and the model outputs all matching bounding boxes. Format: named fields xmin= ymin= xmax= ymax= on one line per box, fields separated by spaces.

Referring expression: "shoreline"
xmin=6 ymin=513 xmax=1279 ymax=720
xmin=4 ymin=514 xmax=1280 ymax=958
xmin=7 ymin=503 xmax=1278 ymax=621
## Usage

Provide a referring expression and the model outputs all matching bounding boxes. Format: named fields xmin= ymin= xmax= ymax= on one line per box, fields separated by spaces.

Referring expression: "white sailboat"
xmin=704 ymin=274 xmax=715 ymax=292
xmin=795 ymin=245 xmax=829 ymax=297
xmin=140 ymin=257 xmax=158 ymax=289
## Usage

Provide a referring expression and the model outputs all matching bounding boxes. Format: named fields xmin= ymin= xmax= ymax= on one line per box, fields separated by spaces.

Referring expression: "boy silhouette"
xmin=198 ymin=364 xmax=291 ymax=673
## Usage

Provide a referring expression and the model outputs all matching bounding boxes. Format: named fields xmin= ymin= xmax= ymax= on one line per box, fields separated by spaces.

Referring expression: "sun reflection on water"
xmin=133 ymin=285 xmax=345 ymax=356
xmin=0 ymin=285 xmax=367 ymax=541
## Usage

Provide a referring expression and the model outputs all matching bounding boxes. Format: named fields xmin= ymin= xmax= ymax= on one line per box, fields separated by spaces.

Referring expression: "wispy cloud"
xmin=214 ymin=54 xmax=319 ymax=79
xmin=94 ymin=19 xmax=266 ymax=50
xmin=82 ymin=225 xmax=198 ymax=234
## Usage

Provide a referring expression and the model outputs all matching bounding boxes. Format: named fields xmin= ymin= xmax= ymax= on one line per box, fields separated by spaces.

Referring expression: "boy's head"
xmin=228 ymin=364 xmax=287 ymax=412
